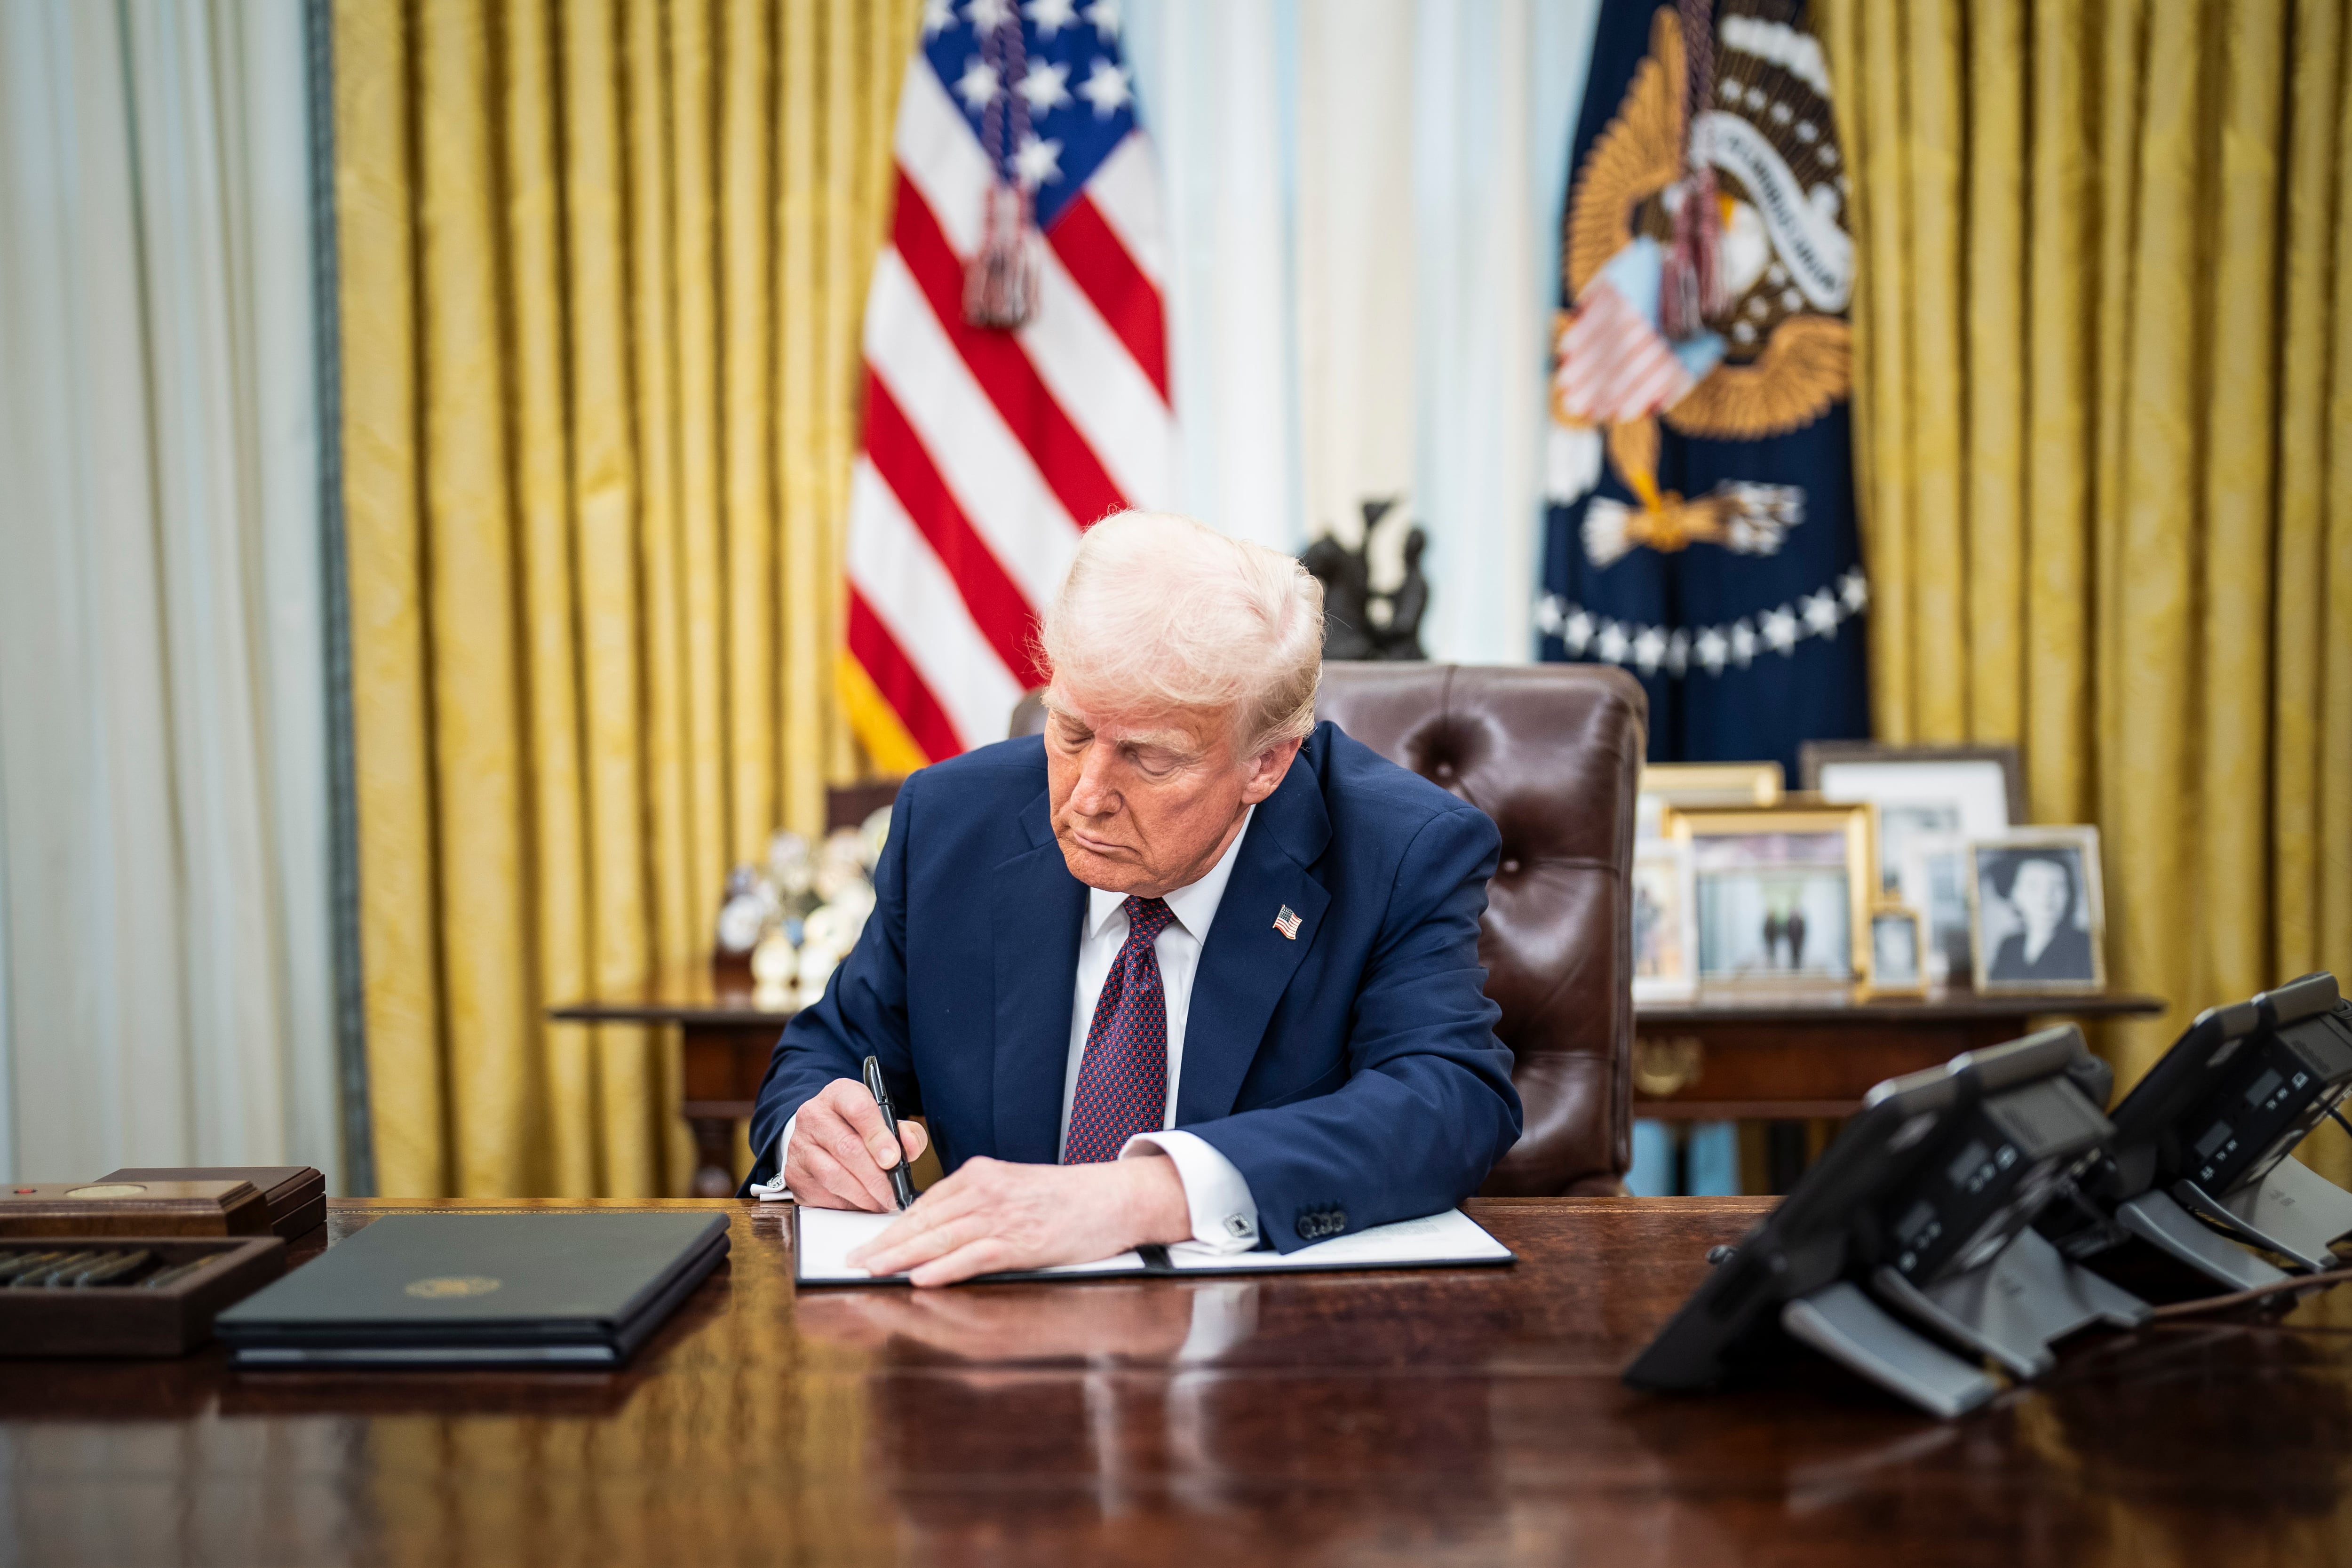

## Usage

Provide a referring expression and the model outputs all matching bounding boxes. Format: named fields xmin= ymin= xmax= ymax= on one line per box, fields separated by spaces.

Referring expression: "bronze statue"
xmin=1302 ymin=497 xmax=1429 ymax=662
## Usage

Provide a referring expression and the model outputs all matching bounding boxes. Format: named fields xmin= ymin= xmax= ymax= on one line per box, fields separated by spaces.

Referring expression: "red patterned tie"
xmin=1064 ymin=896 xmax=1177 ymax=1163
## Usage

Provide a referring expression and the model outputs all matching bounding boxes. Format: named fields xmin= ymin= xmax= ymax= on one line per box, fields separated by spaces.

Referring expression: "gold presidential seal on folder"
xmin=405 ymin=1276 xmax=503 ymax=1299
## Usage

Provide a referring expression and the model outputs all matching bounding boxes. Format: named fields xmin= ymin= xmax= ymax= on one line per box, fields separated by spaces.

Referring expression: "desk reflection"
xmin=795 ymin=1277 xmax=1257 ymax=1365
xmin=798 ymin=1276 xmax=1502 ymax=1543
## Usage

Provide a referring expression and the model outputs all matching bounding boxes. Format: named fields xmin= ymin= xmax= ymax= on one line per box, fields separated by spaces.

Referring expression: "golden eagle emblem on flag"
xmin=1549 ymin=2 xmax=1852 ymax=568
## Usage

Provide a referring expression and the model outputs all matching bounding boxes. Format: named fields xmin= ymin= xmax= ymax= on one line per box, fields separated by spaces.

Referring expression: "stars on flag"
xmin=1024 ymin=0 xmax=1079 ymax=38
xmin=920 ymin=0 xmax=1139 ymax=227
xmin=1798 ymin=589 xmax=1841 ymax=638
xmin=953 ymin=57 xmax=1001 ymax=111
xmin=1013 ymin=132 xmax=1065 ymax=187
xmin=1632 ymin=626 xmax=1667 ymax=675
xmin=1534 ymin=568 xmax=1869 ymax=679
xmin=1077 ymin=57 xmax=1131 ymax=117
xmin=1694 ymin=626 xmax=1730 ymax=674
xmin=1016 ymin=59 xmax=1073 ymax=112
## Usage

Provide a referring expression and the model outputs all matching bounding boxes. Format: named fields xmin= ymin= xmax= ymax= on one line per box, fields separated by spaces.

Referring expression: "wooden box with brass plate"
xmin=100 ymin=1167 xmax=326 ymax=1240
xmin=0 ymin=1235 xmax=285 ymax=1357
xmin=0 ymin=1181 xmax=272 ymax=1238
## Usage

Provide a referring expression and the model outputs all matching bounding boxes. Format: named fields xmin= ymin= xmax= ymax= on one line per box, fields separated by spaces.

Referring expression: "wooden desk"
xmin=554 ymin=976 xmax=2167 ymax=1196
xmin=1632 ymin=987 xmax=2166 ymax=1121
xmin=6 ymin=1196 xmax=2345 ymax=1565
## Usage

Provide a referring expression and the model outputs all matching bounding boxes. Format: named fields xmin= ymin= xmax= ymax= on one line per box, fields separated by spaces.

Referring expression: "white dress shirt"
xmin=762 ymin=807 xmax=1263 ymax=1254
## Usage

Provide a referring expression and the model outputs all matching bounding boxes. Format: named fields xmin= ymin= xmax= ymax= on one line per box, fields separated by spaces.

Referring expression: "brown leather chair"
xmin=1316 ymin=663 xmax=1645 ymax=1196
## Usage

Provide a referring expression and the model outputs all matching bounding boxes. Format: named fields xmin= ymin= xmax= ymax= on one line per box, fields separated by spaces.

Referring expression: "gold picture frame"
xmin=1639 ymin=762 xmax=1785 ymax=812
xmin=1860 ymin=902 xmax=1930 ymax=999
xmin=1662 ymin=802 xmax=1876 ymax=989
xmin=1965 ymin=828 xmax=2107 ymax=995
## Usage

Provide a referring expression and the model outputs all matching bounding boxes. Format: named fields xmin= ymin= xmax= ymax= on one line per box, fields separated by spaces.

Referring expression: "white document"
xmin=792 ymin=1204 xmax=1510 ymax=1285
xmin=792 ymin=1206 xmax=1147 ymax=1283
xmin=1165 ymin=1207 xmax=1512 ymax=1271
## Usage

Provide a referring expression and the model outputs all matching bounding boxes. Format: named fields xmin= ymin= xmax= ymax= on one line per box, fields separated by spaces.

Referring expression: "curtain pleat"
xmin=507 ymin=0 xmax=595 ymax=1196
xmin=1821 ymin=0 xmax=2352 ymax=1143
xmin=336 ymin=0 xmax=446 ymax=1191
xmin=337 ymin=0 xmax=914 ymax=1197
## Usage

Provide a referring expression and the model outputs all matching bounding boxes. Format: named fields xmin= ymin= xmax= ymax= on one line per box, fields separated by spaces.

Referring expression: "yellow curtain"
xmin=1819 ymin=0 xmax=2352 ymax=1125
xmin=334 ymin=0 xmax=919 ymax=1197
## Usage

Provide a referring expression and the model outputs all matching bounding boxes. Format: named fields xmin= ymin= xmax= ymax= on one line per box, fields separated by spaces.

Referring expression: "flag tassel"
xmin=964 ymin=182 xmax=1038 ymax=330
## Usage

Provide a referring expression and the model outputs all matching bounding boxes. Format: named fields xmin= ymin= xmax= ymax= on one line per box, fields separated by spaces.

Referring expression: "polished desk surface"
xmin=7 ymin=1197 xmax=2345 ymax=1566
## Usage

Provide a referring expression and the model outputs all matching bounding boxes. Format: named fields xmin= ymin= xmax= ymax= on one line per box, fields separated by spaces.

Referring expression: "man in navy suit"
xmin=745 ymin=511 xmax=1521 ymax=1284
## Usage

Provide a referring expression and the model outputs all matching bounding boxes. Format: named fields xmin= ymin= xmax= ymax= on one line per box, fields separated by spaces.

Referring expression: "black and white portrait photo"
xmin=1968 ymin=831 xmax=2106 ymax=993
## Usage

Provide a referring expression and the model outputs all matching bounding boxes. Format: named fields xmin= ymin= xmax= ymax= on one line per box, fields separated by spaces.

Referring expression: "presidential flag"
xmin=843 ymin=0 xmax=1174 ymax=766
xmin=1537 ymin=0 xmax=1868 ymax=777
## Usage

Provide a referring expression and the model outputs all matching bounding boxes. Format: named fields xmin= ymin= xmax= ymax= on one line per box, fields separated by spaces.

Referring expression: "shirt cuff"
xmin=748 ymin=1114 xmax=797 ymax=1202
xmin=1121 ymin=1130 xmax=1260 ymax=1252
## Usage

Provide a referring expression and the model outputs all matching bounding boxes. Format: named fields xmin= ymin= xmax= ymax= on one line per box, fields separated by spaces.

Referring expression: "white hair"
xmin=1038 ymin=510 xmax=1325 ymax=757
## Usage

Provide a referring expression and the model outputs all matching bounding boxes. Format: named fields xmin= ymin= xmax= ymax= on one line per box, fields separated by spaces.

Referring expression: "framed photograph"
xmin=1898 ymin=833 xmax=1973 ymax=985
xmin=1637 ymin=762 xmax=1784 ymax=841
xmin=1663 ymin=804 xmax=1875 ymax=988
xmin=1862 ymin=904 xmax=1929 ymax=998
xmin=1800 ymin=741 xmax=2025 ymax=821
xmin=1966 ymin=828 xmax=2106 ymax=994
xmin=1800 ymin=743 xmax=2020 ymax=982
xmin=1630 ymin=839 xmax=1699 ymax=1002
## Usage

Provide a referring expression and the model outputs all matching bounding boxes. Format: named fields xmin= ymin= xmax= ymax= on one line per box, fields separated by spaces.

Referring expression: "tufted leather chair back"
xmin=1315 ymin=663 xmax=1645 ymax=1195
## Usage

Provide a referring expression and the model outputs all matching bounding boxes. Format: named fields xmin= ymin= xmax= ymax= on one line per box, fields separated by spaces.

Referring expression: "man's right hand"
xmin=784 ymin=1078 xmax=931 ymax=1212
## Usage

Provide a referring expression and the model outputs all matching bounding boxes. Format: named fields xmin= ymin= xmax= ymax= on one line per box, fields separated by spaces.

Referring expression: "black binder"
xmin=216 ymin=1213 xmax=729 ymax=1367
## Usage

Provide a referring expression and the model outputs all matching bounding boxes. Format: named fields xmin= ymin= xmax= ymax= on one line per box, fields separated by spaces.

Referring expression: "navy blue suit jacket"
xmin=742 ymin=721 xmax=1523 ymax=1251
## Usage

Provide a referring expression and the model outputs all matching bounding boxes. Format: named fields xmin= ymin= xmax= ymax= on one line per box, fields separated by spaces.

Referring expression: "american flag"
xmin=844 ymin=0 xmax=1174 ymax=763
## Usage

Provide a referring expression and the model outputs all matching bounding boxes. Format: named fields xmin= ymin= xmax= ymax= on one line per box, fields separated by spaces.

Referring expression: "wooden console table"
xmin=554 ymin=974 xmax=2165 ymax=1198
xmin=550 ymin=967 xmax=797 ymax=1196
xmin=1630 ymin=988 xmax=2167 ymax=1121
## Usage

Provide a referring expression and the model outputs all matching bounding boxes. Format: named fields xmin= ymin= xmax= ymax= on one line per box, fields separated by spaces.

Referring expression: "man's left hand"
xmin=845 ymin=1152 xmax=1192 ymax=1286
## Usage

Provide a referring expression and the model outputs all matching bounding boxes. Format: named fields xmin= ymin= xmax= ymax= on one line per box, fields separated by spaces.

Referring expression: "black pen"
xmin=862 ymin=1054 xmax=918 ymax=1212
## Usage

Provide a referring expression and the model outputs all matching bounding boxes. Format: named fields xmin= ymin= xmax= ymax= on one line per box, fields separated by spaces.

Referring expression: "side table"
xmin=549 ymin=968 xmax=795 ymax=1197
xmin=1629 ymin=987 xmax=2167 ymax=1119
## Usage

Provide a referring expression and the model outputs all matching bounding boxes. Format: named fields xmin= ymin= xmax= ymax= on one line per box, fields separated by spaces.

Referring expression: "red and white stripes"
xmin=845 ymin=59 xmax=1175 ymax=762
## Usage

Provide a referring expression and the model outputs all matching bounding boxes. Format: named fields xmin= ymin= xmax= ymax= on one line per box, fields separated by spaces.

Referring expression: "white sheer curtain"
xmin=1125 ymin=0 xmax=1600 ymax=662
xmin=0 ymin=0 xmax=342 ymax=1186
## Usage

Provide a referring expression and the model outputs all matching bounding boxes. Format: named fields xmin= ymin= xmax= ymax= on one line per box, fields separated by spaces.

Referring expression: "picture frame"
xmin=1662 ymin=803 xmax=1875 ymax=989
xmin=1637 ymin=762 xmax=1785 ymax=841
xmin=1630 ymin=838 xmax=1699 ymax=1002
xmin=1799 ymin=742 xmax=2020 ymax=984
xmin=1965 ymin=828 xmax=2107 ymax=995
xmin=1861 ymin=903 xmax=1929 ymax=999
xmin=1798 ymin=741 xmax=2026 ymax=822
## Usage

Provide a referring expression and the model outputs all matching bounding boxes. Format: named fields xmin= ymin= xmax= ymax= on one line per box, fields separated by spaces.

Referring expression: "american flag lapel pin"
xmin=1273 ymin=905 xmax=1302 ymax=940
